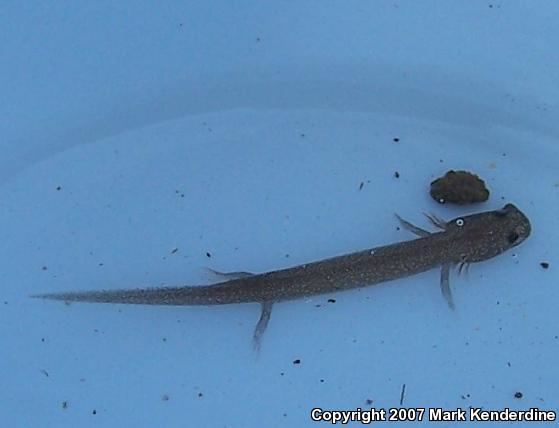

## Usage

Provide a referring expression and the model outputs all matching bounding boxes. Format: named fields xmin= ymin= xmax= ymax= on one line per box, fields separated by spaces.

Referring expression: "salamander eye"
xmin=507 ymin=231 xmax=520 ymax=244
xmin=455 ymin=219 xmax=464 ymax=227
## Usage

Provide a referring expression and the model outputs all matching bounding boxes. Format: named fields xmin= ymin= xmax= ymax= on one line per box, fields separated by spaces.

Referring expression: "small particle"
xmin=319 ymin=379 xmax=325 ymax=383
xmin=280 ymin=372 xmax=285 ymax=376
xmin=92 ymin=409 xmax=97 ymax=415
xmin=42 ymin=266 xmax=48 ymax=271
xmin=162 ymin=337 xmax=167 ymax=342
xmin=162 ymin=394 xmax=170 ymax=401
xmin=56 ymin=186 xmax=62 ymax=191
xmin=315 ymin=304 xmax=322 ymax=308
xmin=514 ymin=391 xmax=523 ymax=399
xmin=40 ymin=369 xmax=49 ymax=377
xmin=327 ymin=298 xmax=336 ymax=303
xmin=171 ymin=248 xmax=178 ymax=254
xmin=197 ymin=392 xmax=203 ymax=398
xmin=293 ymin=359 xmax=301 ymax=365
xmin=206 ymin=252 xmax=211 ymax=258
xmin=300 ymin=133 xmax=306 ymax=138
xmin=365 ymin=399 xmax=374 ymax=405
xmin=540 ymin=262 xmax=549 ymax=269
xmin=507 ymin=362 xmax=511 ymax=367
xmin=359 ymin=181 xmax=364 ymax=190
xmin=393 ymin=137 xmax=400 ymax=142
xmin=61 ymin=401 xmax=68 ymax=410
xmin=394 ymin=171 xmax=400 ymax=178
xmin=285 ymin=254 xmax=290 ymax=258
xmin=41 ymin=338 xmax=45 ymax=342
xmin=256 ymin=37 xmax=261 ymax=42
xmin=98 ymin=262 xmax=104 ymax=266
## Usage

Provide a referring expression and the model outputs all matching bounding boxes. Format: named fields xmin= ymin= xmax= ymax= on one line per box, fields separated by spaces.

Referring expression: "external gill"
xmin=395 ymin=212 xmax=455 ymax=310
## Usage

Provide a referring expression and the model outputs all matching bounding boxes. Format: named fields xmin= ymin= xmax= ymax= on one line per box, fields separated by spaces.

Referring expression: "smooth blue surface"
xmin=1 ymin=2 xmax=558 ymax=427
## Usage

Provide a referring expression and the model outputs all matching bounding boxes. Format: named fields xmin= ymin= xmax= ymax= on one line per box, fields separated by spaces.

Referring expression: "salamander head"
xmin=445 ymin=203 xmax=531 ymax=263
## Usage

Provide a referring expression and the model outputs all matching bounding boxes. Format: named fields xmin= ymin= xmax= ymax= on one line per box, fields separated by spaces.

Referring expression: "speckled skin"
xmin=33 ymin=204 xmax=531 ymax=306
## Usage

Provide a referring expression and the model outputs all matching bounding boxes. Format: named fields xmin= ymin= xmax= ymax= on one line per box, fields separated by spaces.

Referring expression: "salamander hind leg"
xmin=440 ymin=264 xmax=455 ymax=310
xmin=253 ymin=302 xmax=274 ymax=352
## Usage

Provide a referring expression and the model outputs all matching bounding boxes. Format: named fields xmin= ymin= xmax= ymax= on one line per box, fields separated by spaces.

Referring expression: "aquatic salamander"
xmin=32 ymin=203 xmax=531 ymax=349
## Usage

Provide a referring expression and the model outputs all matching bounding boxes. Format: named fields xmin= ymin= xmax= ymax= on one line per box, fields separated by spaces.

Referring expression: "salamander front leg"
xmin=253 ymin=302 xmax=274 ymax=352
xmin=458 ymin=261 xmax=470 ymax=277
xmin=395 ymin=214 xmax=432 ymax=237
xmin=440 ymin=264 xmax=455 ymax=310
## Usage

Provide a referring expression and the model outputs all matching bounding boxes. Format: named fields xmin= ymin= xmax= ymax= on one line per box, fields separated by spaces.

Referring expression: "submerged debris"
xmin=430 ymin=170 xmax=489 ymax=205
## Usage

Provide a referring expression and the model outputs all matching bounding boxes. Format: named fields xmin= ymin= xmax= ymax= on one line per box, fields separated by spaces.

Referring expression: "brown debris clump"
xmin=430 ymin=170 xmax=489 ymax=205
